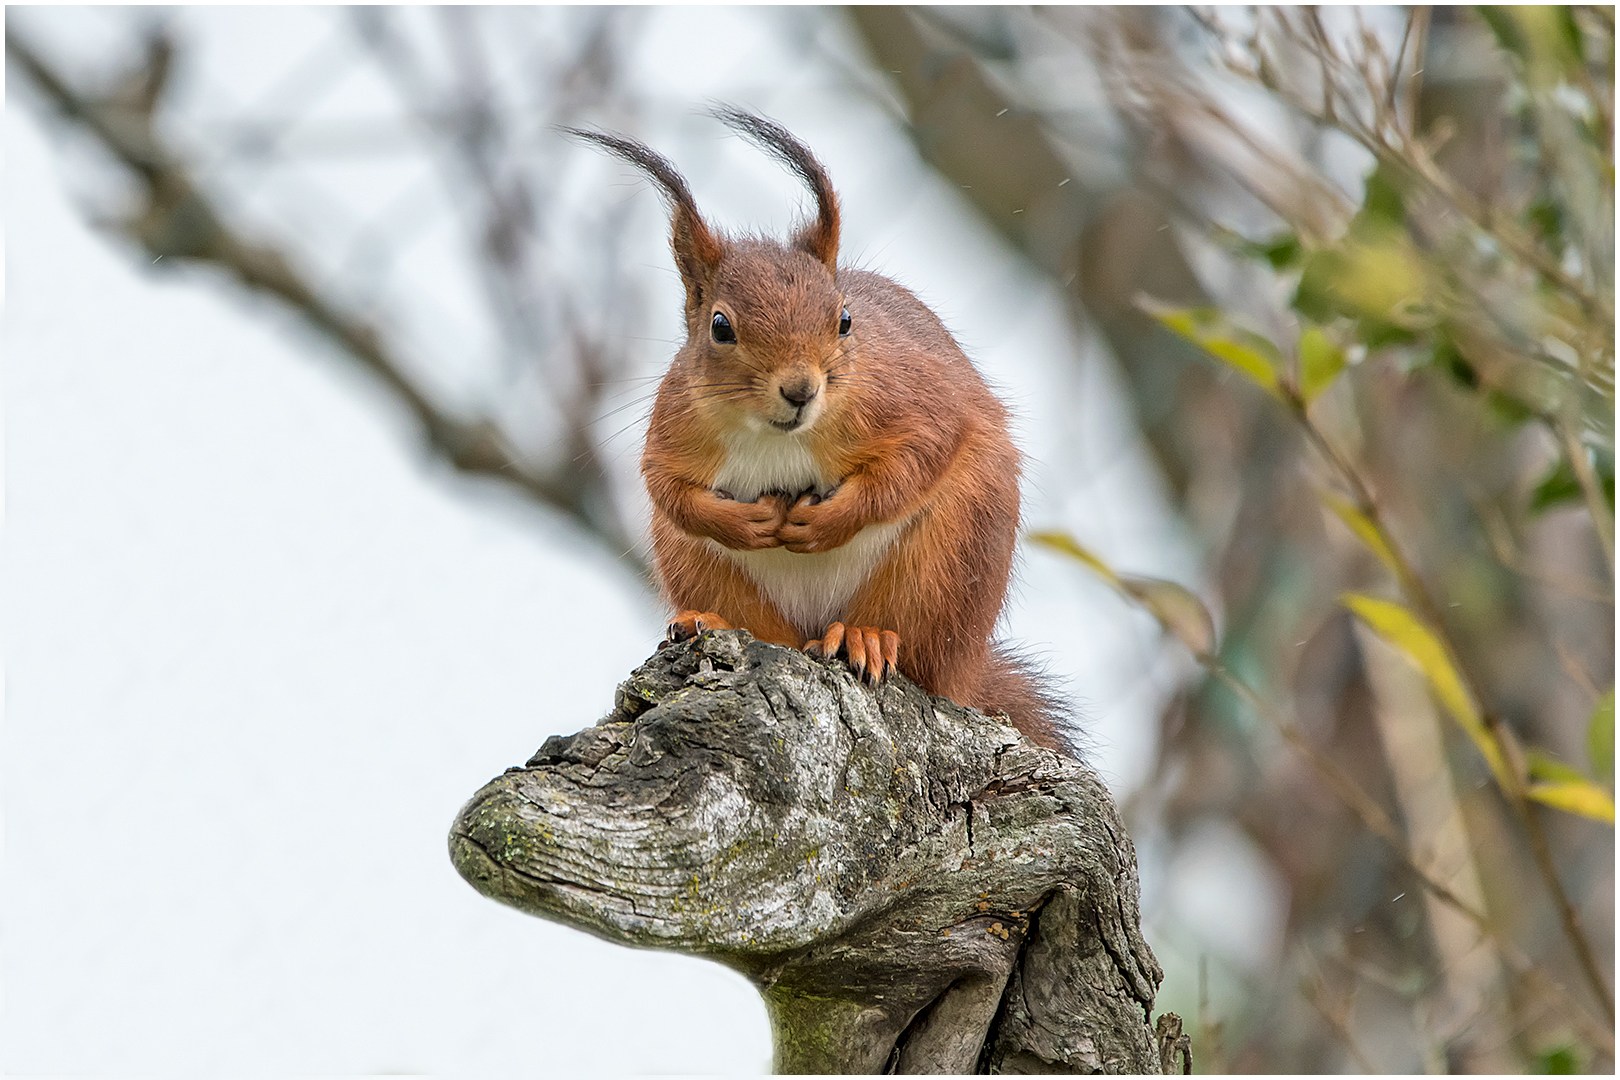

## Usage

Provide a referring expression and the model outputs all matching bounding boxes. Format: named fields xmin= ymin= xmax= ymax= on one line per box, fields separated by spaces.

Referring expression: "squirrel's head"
xmin=569 ymin=109 xmax=852 ymax=436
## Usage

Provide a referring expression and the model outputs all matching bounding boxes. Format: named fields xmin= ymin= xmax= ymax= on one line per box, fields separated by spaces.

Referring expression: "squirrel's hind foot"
xmin=662 ymin=610 xmax=734 ymax=647
xmin=805 ymin=623 xmax=900 ymax=687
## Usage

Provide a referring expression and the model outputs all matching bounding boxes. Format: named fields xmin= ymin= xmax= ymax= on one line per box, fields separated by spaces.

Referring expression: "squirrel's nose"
xmin=779 ymin=380 xmax=819 ymax=407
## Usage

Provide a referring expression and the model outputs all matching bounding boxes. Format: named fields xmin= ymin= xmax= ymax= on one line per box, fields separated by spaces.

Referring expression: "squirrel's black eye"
xmin=838 ymin=307 xmax=852 ymax=337
xmin=711 ymin=311 xmax=736 ymax=344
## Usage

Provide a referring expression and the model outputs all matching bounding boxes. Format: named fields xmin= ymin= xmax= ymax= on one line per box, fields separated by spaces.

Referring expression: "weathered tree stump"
xmin=450 ymin=630 xmax=1165 ymax=1073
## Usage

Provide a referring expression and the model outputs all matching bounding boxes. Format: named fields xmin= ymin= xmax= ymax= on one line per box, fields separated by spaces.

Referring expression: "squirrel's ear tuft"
xmin=709 ymin=106 xmax=840 ymax=274
xmin=564 ymin=127 xmax=722 ymax=312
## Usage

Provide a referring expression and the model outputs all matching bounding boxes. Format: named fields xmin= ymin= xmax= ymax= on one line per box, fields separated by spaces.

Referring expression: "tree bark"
xmin=450 ymin=629 xmax=1165 ymax=1073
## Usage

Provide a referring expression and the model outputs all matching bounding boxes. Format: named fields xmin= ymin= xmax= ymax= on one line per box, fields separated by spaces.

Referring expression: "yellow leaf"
xmin=1318 ymin=491 xmax=1400 ymax=576
xmin=1121 ymin=576 xmax=1218 ymax=658
xmin=1298 ymin=325 xmax=1346 ymax=404
xmin=1138 ymin=298 xmax=1284 ymax=400
xmin=1527 ymin=749 xmax=1589 ymax=785
xmin=1527 ymin=780 xmax=1616 ymax=825
xmin=1028 ymin=531 xmax=1120 ymax=586
xmin=1342 ymin=592 xmax=1511 ymax=789
xmin=1336 ymin=233 xmax=1426 ymax=320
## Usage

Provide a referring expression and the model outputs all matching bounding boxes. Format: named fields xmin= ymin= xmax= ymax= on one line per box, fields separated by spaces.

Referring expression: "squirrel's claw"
xmin=805 ymin=623 xmax=900 ymax=686
xmin=878 ymin=629 xmax=900 ymax=681
xmin=808 ymin=621 xmax=845 ymax=661
xmin=664 ymin=610 xmax=733 ymax=646
xmin=846 ymin=627 xmax=869 ymax=680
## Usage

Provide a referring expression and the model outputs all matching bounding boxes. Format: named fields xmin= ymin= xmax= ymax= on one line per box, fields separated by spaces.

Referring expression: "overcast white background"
xmin=5 ymin=7 xmax=1286 ymax=1075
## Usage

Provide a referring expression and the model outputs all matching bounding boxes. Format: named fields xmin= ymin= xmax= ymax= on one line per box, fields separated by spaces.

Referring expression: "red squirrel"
xmin=571 ymin=109 xmax=1070 ymax=756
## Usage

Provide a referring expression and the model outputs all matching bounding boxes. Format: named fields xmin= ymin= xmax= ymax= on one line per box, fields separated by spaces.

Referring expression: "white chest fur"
xmin=711 ymin=427 xmax=829 ymax=502
xmin=710 ymin=429 xmax=908 ymax=636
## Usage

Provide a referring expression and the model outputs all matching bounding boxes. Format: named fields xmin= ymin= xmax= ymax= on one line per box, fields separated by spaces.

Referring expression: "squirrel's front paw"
xmin=662 ymin=610 xmax=734 ymax=647
xmin=778 ymin=493 xmax=857 ymax=553
xmin=707 ymin=492 xmax=789 ymax=550
xmin=805 ymin=623 xmax=901 ymax=686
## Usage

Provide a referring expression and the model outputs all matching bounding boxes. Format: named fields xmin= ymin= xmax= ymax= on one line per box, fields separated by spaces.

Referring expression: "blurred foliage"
xmin=853 ymin=4 xmax=1615 ymax=1072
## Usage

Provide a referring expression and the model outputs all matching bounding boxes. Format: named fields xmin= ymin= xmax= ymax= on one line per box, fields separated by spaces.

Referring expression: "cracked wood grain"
xmin=450 ymin=630 xmax=1164 ymax=1073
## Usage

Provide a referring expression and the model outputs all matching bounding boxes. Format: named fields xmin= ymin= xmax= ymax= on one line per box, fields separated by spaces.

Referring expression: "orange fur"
xmin=579 ymin=112 xmax=1072 ymax=756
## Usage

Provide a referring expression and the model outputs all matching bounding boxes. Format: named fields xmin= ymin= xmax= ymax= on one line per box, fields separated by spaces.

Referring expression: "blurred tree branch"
xmin=7 ymin=26 xmax=649 ymax=576
xmin=845 ymin=5 xmax=1220 ymax=503
xmin=350 ymin=8 xmax=641 ymax=559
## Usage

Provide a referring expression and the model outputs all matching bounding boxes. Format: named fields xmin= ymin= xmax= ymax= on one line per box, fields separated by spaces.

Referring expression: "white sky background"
xmin=3 ymin=7 xmax=1254 ymax=1075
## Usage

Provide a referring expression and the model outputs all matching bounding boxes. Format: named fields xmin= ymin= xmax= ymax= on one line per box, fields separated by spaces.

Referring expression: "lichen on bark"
xmin=450 ymin=629 xmax=1165 ymax=1073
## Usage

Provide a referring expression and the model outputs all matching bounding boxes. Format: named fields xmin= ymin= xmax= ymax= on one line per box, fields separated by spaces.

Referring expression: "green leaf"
xmin=1589 ymin=689 xmax=1614 ymax=784
xmin=1530 ymin=449 xmax=1616 ymax=514
xmin=1527 ymin=779 xmax=1616 ymax=824
xmin=1479 ymin=6 xmax=1530 ymax=62
xmin=1533 ymin=1042 xmax=1584 ymax=1074
xmin=1525 ymin=195 xmax=1565 ymax=248
xmin=1337 ymin=234 xmax=1427 ymax=320
xmin=1432 ymin=333 xmax=1479 ymax=389
xmin=1531 ymin=459 xmax=1585 ymax=513
xmin=1138 ymin=299 xmax=1284 ymax=400
xmin=1318 ymin=491 xmax=1400 ymax=576
xmin=1342 ymin=592 xmax=1511 ymax=789
xmin=1556 ymin=7 xmax=1584 ymax=64
xmin=1244 ymin=231 xmax=1302 ymax=271
xmin=1028 ymin=531 xmax=1120 ymax=586
xmin=1292 ymin=251 xmax=1340 ymax=324
xmin=1433 ymin=331 xmax=1541 ymax=427
xmin=1291 ymin=165 xmax=1427 ymax=336
xmin=1361 ymin=166 xmax=1406 ymax=228
xmin=1354 ymin=318 xmax=1420 ymax=350
xmin=1524 ymin=5 xmax=1588 ymax=75
xmin=1527 ymin=749 xmax=1589 ymax=785
xmin=1485 ymin=389 xmax=1538 ymax=426
xmin=1482 ymin=6 xmax=1589 ymax=83
xmin=1298 ymin=326 xmax=1347 ymax=404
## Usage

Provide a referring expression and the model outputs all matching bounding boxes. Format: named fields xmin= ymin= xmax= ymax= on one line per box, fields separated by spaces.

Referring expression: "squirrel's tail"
xmin=975 ymin=643 xmax=1080 ymax=759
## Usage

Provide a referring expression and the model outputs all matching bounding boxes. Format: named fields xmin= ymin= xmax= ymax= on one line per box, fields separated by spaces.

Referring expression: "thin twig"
xmin=1384 ymin=7 xmax=1416 ymax=118
xmin=1473 ymin=495 xmax=1613 ymax=606
xmin=1289 ymin=397 xmax=1614 ymax=1017
xmin=1203 ymin=664 xmax=1614 ymax=1053
xmin=1292 ymin=403 xmax=1453 ymax=638
xmin=1556 ymin=642 xmax=1604 ymax=704
xmin=1403 ymin=7 xmax=1430 ymax=137
xmin=1201 ymin=6 xmax=1615 ymax=332
xmin=1521 ymin=802 xmax=1616 ymax=1018
xmin=1300 ymin=950 xmax=1379 ymax=1073
xmin=1559 ymin=420 xmax=1616 ymax=577
xmin=6 ymin=28 xmax=649 ymax=577
xmin=1312 ymin=33 xmax=1609 ymax=327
